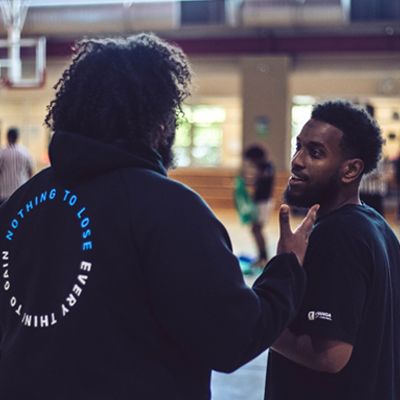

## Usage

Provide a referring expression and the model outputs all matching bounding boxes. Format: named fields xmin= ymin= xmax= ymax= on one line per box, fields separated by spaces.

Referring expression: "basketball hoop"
xmin=0 ymin=0 xmax=30 ymax=33
xmin=0 ymin=0 xmax=46 ymax=88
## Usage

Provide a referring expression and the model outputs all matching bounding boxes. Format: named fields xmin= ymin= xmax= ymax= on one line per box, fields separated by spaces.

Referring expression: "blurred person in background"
xmin=0 ymin=33 xmax=318 ymax=400
xmin=243 ymin=144 xmax=275 ymax=267
xmin=359 ymin=158 xmax=389 ymax=216
xmin=394 ymin=150 xmax=400 ymax=219
xmin=265 ymin=100 xmax=400 ymax=400
xmin=359 ymin=103 xmax=389 ymax=216
xmin=0 ymin=127 xmax=33 ymax=204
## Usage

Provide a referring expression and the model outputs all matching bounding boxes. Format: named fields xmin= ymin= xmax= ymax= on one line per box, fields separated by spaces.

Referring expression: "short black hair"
xmin=45 ymin=33 xmax=192 ymax=149
xmin=7 ymin=127 xmax=19 ymax=144
xmin=312 ymin=100 xmax=383 ymax=174
xmin=244 ymin=144 xmax=267 ymax=161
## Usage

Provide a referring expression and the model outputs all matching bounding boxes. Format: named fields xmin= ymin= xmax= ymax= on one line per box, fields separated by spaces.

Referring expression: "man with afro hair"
xmin=0 ymin=33 xmax=317 ymax=399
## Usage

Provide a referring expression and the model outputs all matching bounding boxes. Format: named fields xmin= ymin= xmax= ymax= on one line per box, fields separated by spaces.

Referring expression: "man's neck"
xmin=317 ymin=191 xmax=361 ymax=218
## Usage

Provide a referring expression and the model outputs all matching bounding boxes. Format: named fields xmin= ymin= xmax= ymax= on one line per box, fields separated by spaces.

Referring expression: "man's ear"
xmin=341 ymin=158 xmax=364 ymax=183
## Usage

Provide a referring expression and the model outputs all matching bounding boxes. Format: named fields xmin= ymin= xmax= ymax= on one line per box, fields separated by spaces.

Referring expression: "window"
xmin=180 ymin=0 xmax=226 ymax=25
xmin=291 ymin=98 xmax=314 ymax=158
xmin=174 ymin=105 xmax=226 ymax=167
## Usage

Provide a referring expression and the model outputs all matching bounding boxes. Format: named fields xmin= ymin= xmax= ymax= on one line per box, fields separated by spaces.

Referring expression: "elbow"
xmin=214 ymin=363 xmax=240 ymax=374
xmin=313 ymin=341 xmax=353 ymax=374
xmin=319 ymin=358 xmax=349 ymax=374
xmin=322 ymin=364 xmax=345 ymax=374
xmin=209 ymin=345 xmax=253 ymax=373
xmin=211 ymin=354 xmax=246 ymax=373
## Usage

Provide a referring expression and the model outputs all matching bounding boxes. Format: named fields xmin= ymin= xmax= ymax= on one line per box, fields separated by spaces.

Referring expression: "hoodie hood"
xmin=49 ymin=131 xmax=167 ymax=181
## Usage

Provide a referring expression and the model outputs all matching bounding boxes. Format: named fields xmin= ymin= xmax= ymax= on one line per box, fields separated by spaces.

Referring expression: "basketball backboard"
xmin=0 ymin=0 xmax=46 ymax=88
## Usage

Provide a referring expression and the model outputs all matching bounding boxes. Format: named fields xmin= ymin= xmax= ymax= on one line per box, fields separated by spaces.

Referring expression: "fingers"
xmin=297 ymin=204 xmax=320 ymax=237
xmin=279 ymin=204 xmax=292 ymax=237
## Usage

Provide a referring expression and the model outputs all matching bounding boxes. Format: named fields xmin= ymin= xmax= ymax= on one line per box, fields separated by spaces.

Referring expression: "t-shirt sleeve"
xmin=289 ymin=221 xmax=369 ymax=345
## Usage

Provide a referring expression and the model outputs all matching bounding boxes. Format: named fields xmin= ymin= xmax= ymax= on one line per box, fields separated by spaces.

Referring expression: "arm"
xmin=137 ymin=185 xmax=317 ymax=372
xmin=233 ymin=204 xmax=319 ymax=367
xmin=273 ymin=215 xmax=369 ymax=374
xmin=272 ymin=328 xmax=353 ymax=373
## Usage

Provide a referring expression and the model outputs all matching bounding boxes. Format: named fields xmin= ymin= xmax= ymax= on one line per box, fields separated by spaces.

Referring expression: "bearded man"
xmin=265 ymin=100 xmax=400 ymax=400
xmin=0 ymin=34 xmax=317 ymax=399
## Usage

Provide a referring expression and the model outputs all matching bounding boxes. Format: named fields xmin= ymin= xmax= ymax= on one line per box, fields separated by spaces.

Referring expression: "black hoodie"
xmin=0 ymin=132 xmax=306 ymax=399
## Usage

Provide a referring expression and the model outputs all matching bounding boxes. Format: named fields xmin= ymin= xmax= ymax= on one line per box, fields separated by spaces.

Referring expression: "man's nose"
xmin=291 ymin=149 xmax=305 ymax=169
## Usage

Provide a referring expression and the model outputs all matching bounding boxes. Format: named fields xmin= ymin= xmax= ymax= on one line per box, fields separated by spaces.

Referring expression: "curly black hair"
xmin=244 ymin=144 xmax=267 ymax=162
xmin=243 ymin=144 xmax=268 ymax=163
xmin=7 ymin=127 xmax=19 ymax=144
xmin=312 ymin=100 xmax=383 ymax=174
xmin=45 ymin=33 xmax=192 ymax=150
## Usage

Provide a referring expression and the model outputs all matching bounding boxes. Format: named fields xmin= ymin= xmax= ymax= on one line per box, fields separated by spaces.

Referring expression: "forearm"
xmin=234 ymin=254 xmax=307 ymax=366
xmin=272 ymin=329 xmax=327 ymax=371
xmin=271 ymin=329 xmax=351 ymax=373
xmin=205 ymin=253 xmax=306 ymax=372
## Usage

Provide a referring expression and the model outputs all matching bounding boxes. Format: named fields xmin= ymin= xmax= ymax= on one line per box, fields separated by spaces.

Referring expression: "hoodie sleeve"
xmin=137 ymin=183 xmax=306 ymax=372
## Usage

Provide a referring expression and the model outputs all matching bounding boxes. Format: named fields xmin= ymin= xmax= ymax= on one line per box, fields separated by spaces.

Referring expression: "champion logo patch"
xmin=307 ymin=311 xmax=332 ymax=321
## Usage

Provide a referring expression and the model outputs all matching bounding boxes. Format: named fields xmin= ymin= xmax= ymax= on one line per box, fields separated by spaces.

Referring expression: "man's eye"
xmin=295 ymin=143 xmax=301 ymax=151
xmin=310 ymin=148 xmax=322 ymax=158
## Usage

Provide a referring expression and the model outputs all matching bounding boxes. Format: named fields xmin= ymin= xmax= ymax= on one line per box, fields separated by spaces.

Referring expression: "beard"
xmin=284 ymin=171 xmax=341 ymax=208
xmin=157 ymin=115 xmax=177 ymax=170
xmin=157 ymin=132 xmax=175 ymax=170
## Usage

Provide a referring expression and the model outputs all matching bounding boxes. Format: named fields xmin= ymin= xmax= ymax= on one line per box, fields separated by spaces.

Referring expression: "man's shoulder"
xmin=16 ymin=144 xmax=32 ymax=157
xmin=2 ymin=144 xmax=30 ymax=157
xmin=0 ymin=146 xmax=16 ymax=160
xmin=314 ymin=205 xmax=376 ymax=234
xmin=309 ymin=206 xmax=373 ymax=253
xmin=310 ymin=204 xmax=398 ymax=259
xmin=121 ymin=167 xmax=210 ymax=209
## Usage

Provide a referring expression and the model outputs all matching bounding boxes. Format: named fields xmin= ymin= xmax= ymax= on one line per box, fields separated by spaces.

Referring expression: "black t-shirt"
xmin=265 ymin=204 xmax=400 ymax=400
xmin=254 ymin=161 xmax=275 ymax=202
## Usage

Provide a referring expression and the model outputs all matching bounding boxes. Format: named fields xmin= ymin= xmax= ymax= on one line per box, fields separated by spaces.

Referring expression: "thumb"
xmin=279 ymin=204 xmax=292 ymax=237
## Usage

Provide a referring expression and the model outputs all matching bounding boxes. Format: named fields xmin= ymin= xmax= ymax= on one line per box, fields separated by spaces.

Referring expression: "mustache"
xmin=291 ymin=168 xmax=308 ymax=181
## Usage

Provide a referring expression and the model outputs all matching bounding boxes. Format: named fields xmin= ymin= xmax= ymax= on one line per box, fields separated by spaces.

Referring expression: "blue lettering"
xmin=25 ymin=200 xmax=33 ymax=212
xmin=77 ymin=207 xmax=86 ymax=219
xmin=40 ymin=191 xmax=47 ymax=203
xmin=63 ymin=189 xmax=77 ymax=205
xmin=5 ymin=189 xmax=95 ymax=252
xmin=63 ymin=189 xmax=70 ymax=201
xmin=81 ymin=217 xmax=90 ymax=229
xmin=82 ymin=229 xmax=91 ymax=239
xmin=69 ymin=195 xmax=77 ymax=206
xmin=82 ymin=241 xmax=92 ymax=251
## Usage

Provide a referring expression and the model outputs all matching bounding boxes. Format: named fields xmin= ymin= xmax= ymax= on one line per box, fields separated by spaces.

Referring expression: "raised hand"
xmin=277 ymin=204 xmax=319 ymax=265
